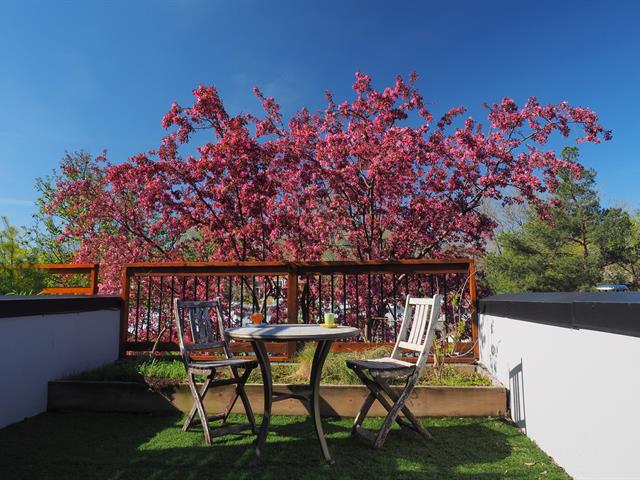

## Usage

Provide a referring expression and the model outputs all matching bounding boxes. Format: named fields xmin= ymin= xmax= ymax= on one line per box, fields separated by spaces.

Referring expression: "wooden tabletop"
xmin=225 ymin=324 xmax=360 ymax=341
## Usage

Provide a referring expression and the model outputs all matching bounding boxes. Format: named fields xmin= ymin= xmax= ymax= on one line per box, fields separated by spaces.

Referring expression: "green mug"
xmin=324 ymin=312 xmax=336 ymax=325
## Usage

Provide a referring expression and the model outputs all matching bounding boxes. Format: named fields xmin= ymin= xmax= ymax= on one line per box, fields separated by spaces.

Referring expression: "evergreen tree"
xmin=485 ymin=148 xmax=636 ymax=293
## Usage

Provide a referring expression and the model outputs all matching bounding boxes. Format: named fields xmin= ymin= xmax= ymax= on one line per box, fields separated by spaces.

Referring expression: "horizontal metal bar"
xmin=125 ymin=262 xmax=290 ymax=277
xmin=130 ymin=270 xmax=289 ymax=278
xmin=292 ymin=259 xmax=472 ymax=275
xmin=34 ymin=263 xmax=98 ymax=272
xmin=41 ymin=287 xmax=94 ymax=295
xmin=126 ymin=261 xmax=290 ymax=268
xmin=123 ymin=259 xmax=473 ymax=277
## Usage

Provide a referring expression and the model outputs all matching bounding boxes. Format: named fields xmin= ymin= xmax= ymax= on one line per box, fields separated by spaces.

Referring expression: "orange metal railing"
xmin=119 ymin=259 xmax=478 ymax=361
xmin=34 ymin=263 xmax=99 ymax=295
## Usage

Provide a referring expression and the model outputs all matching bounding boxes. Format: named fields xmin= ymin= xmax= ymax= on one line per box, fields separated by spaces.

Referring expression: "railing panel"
xmin=119 ymin=259 xmax=478 ymax=362
xmin=35 ymin=264 xmax=99 ymax=295
xmin=120 ymin=264 xmax=293 ymax=359
xmin=296 ymin=270 xmax=473 ymax=342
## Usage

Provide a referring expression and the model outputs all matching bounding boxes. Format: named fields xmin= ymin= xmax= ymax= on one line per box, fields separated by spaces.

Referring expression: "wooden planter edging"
xmin=48 ymin=379 xmax=507 ymax=418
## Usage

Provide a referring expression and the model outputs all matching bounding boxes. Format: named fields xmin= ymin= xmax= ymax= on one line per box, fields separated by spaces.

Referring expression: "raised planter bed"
xmin=48 ymin=365 xmax=507 ymax=418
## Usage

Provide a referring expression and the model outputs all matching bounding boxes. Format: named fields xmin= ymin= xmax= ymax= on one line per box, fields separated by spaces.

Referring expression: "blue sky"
xmin=1 ymin=0 xmax=639 ymax=228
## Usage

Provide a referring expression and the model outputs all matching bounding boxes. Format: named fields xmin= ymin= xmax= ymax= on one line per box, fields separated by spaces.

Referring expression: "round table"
xmin=225 ymin=324 xmax=359 ymax=464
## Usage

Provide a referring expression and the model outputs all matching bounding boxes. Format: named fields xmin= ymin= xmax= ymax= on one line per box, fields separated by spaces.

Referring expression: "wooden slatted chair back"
xmin=391 ymin=295 xmax=443 ymax=368
xmin=173 ymin=299 xmax=231 ymax=361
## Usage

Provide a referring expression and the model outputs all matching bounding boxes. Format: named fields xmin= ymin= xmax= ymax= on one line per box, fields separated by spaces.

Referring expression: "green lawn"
xmin=0 ymin=413 xmax=568 ymax=480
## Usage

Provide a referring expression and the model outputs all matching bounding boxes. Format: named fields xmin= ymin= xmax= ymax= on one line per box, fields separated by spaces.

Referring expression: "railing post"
xmin=468 ymin=258 xmax=479 ymax=361
xmin=90 ymin=264 xmax=99 ymax=295
xmin=119 ymin=265 xmax=131 ymax=358
xmin=286 ymin=262 xmax=299 ymax=359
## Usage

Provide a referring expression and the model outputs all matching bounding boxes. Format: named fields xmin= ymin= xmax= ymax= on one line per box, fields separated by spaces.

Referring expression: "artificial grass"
xmin=68 ymin=345 xmax=492 ymax=387
xmin=0 ymin=412 xmax=568 ymax=479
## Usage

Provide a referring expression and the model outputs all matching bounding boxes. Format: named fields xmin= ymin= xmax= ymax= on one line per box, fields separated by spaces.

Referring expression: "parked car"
xmin=596 ymin=284 xmax=629 ymax=292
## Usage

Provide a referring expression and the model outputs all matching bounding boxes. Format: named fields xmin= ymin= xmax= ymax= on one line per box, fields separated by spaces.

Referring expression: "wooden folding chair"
xmin=346 ymin=294 xmax=443 ymax=449
xmin=174 ymin=299 xmax=257 ymax=445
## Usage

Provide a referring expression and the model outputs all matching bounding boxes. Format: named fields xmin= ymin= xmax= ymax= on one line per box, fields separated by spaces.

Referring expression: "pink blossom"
xmin=50 ymin=72 xmax=610 ymax=293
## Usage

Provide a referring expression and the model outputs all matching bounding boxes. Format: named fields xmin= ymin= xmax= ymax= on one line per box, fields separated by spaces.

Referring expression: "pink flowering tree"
xmin=285 ymin=72 xmax=611 ymax=261
xmin=49 ymin=72 xmax=610 ymax=297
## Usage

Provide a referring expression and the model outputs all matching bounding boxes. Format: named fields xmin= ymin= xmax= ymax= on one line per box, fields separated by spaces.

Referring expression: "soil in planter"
xmin=66 ymin=345 xmax=492 ymax=388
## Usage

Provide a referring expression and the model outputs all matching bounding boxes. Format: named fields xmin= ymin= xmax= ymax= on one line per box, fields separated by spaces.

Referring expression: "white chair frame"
xmin=346 ymin=294 xmax=443 ymax=449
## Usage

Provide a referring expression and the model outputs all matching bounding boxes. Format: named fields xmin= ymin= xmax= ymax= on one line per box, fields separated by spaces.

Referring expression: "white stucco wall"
xmin=0 ymin=309 xmax=119 ymax=428
xmin=480 ymin=313 xmax=640 ymax=480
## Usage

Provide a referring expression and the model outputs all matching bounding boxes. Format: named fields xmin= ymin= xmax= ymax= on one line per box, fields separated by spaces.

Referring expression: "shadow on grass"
xmin=0 ymin=413 xmax=564 ymax=480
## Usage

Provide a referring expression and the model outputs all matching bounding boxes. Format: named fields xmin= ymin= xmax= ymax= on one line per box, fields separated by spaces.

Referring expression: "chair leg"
xmin=350 ymin=365 xmax=406 ymax=431
xmin=222 ymin=366 xmax=256 ymax=434
xmin=220 ymin=367 xmax=242 ymax=424
xmin=349 ymin=365 xmax=379 ymax=434
xmin=186 ymin=372 xmax=212 ymax=445
xmin=183 ymin=371 xmax=213 ymax=432
xmin=376 ymin=378 xmax=432 ymax=441
xmin=373 ymin=377 xmax=418 ymax=449
xmin=235 ymin=367 xmax=257 ymax=434
xmin=352 ymin=392 xmax=376 ymax=435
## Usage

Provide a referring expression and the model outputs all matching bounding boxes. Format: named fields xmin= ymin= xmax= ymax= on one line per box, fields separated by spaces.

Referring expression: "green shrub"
xmin=67 ymin=347 xmax=492 ymax=387
xmin=291 ymin=344 xmax=392 ymax=385
xmin=0 ymin=217 xmax=44 ymax=295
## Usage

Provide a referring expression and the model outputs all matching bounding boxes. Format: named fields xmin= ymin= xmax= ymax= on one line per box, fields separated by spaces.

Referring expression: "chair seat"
xmin=187 ymin=358 xmax=257 ymax=369
xmin=346 ymin=357 xmax=415 ymax=373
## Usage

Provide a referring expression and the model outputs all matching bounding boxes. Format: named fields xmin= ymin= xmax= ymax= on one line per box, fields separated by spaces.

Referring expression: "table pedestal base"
xmin=250 ymin=339 xmax=334 ymax=465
